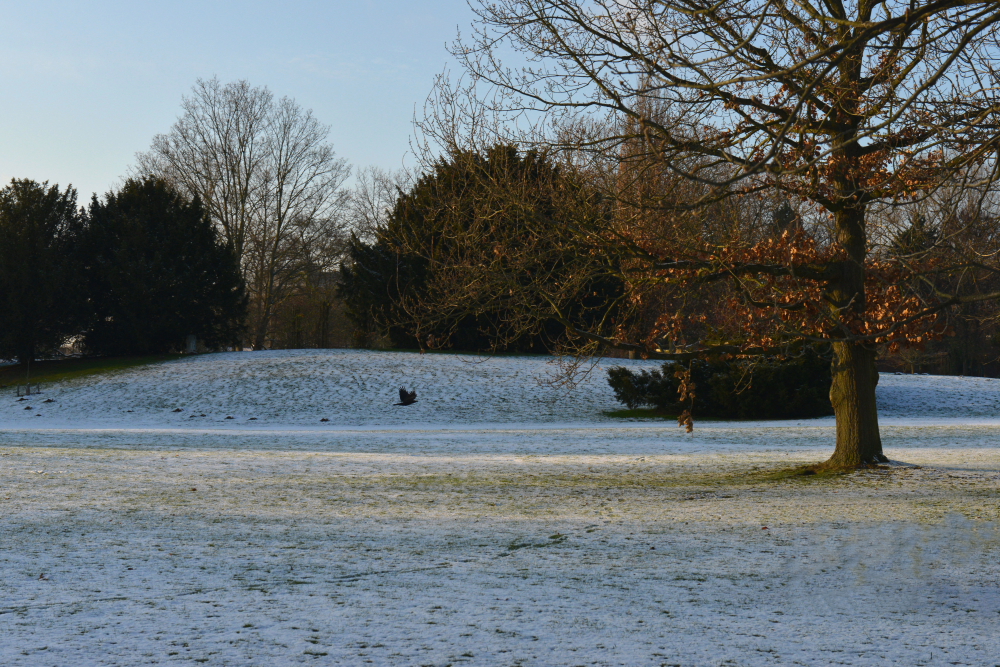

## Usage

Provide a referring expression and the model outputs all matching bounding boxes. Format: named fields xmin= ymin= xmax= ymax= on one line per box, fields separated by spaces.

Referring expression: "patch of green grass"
xmin=0 ymin=355 xmax=182 ymax=387
xmin=759 ymin=464 xmax=855 ymax=482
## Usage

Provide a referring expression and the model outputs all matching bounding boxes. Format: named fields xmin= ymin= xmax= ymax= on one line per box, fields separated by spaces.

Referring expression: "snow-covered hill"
xmin=2 ymin=350 xmax=999 ymax=432
xmin=875 ymin=372 xmax=1000 ymax=419
xmin=1 ymin=350 xmax=640 ymax=430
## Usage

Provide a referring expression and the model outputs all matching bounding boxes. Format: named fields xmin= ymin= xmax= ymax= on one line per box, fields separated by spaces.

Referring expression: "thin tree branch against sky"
xmin=0 ymin=0 xmax=474 ymax=199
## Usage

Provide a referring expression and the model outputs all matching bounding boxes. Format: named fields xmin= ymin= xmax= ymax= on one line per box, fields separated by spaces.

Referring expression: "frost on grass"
xmin=0 ymin=349 xmax=650 ymax=429
xmin=1 ymin=351 xmax=999 ymax=665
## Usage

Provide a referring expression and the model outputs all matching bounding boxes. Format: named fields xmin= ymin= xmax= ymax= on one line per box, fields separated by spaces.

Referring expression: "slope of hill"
xmin=0 ymin=350 xmax=636 ymax=430
xmin=2 ymin=350 xmax=999 ymax=433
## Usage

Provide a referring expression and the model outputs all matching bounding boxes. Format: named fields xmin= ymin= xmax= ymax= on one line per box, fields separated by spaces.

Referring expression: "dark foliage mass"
xmin=0 ymin=180 xmax=86 ymax=364
xmin=608 ymin=348 xmax=834 ymax=420
xmin=339 ymin=145 xmax=622 ymax=351
xmin=81 ymin=177 xmax=246 ymax=356
xmin=339 ymin=233 xmax=430 ymax=349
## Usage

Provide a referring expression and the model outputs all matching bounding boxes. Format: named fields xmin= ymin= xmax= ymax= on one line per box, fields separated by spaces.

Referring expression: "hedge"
xmin=607 ymin=348 xmax=834 ymax=420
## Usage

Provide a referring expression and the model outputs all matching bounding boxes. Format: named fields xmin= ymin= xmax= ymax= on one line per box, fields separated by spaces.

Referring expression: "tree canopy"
xmin=412 ymin=0 xmax=1000 ymax=468
xmin=340 ymin=144 xmax=623 ymax=352
xmin=82 ymin=177 xmax=246 ymax=356
xmin=0 ymin=179 xmax=84 ymax=364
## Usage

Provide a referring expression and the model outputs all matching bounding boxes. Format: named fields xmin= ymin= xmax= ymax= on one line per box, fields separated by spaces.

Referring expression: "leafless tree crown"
xmin=136 ymin=78 xmax=351 ymax=348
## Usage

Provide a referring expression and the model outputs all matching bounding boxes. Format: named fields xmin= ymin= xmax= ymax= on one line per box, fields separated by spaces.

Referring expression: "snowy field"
xmin=2 ymin=350 xmax=999 ymax=666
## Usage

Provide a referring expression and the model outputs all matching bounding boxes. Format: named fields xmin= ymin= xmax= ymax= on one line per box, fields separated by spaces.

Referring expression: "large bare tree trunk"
xmin=826 ymin=341 xmax=886 ymax=468
xmin=820 ymin=195 xmax=888 ymax=468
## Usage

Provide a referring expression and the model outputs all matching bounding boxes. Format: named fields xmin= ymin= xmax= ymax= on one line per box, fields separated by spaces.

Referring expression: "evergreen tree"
xmin=339 ymin=236 xmax=428 ymax=348
xmin=82 ymin=177 xmax=246 ymax=355
xmin=0 ymin=179 xmax=84 ymax=364
xmin=340 ymin=145 xmax=621 ymax=351
xmin=769 ymin=201 xmax=798 ymax=237
xmin=608 ymin=348 xmax=834 ymax=420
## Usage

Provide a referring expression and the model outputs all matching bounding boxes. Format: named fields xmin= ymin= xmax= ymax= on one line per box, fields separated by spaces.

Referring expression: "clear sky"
xmin=0 ymin=0 xmax=475 ymax=201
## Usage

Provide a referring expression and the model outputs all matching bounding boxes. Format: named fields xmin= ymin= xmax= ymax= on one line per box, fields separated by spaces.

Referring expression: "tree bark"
xmin=252 ymin=314 xmax=270 ymax=350
xmin=826 ymin=341 xmax=887 ymax=467
xmin=823 ymin=163 xmax=886 ymax=467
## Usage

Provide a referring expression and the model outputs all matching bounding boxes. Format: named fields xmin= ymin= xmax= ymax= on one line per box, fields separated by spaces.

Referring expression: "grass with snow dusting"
xmin=1 ymin=350 xmax=999 ymax=666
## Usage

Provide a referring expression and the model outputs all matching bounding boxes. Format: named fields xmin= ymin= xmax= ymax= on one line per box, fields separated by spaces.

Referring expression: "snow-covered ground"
xmin=0 ymin=349 xmax=643 ymax=431
xmin=2 ymin=350 xmax=999 ymax=665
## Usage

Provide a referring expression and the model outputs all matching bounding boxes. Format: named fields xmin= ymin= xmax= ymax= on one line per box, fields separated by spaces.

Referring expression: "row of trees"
xmin=0 ymin=79 xmax=359 ymax=357
xmin=340 ymin=140 xmax=1000 ymax=369
xmin=0 ymin=177 xmax=245 ymax=364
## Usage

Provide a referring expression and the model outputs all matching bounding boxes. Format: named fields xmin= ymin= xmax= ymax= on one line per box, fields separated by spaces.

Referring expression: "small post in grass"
xmin=15 ymin=357 xmax=41 ymax=396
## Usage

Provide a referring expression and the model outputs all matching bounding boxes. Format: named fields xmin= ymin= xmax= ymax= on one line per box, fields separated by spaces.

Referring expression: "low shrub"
xmin=607 ymin=348 xmax=834 ymax=420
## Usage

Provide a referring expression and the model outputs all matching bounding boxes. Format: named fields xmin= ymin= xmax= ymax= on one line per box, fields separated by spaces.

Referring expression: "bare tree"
xmin=410 ymin=0 xmax=1000 ymax=468
xmin=136 ymin=78 xmax=350 ymax=348
xmin=137 ymin=79 xmax=270 ymax=260
xmin=347 ymin=165 xmax=415 ymax=243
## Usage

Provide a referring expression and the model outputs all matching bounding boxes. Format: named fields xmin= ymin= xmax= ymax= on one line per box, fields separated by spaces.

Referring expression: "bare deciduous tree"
xmin=347 ymin=165 xmax=415 ymax=243
xmin=136 ymin=78 xmax=350 ymax=348
xmin=411 ymin=0 xmax=1000 ymax=468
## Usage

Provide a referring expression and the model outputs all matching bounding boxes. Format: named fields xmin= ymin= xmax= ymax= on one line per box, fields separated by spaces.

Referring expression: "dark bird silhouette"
xmin=395 ymin=387 xmax=417 ymax=406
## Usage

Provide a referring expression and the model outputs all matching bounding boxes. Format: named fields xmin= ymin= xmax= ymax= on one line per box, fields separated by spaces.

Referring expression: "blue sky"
xmin=0 ymin=0 xmax=475 ymax=200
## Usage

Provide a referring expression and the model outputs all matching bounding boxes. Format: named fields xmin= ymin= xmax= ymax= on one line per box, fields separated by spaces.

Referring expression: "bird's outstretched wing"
xmin=395 ymin=386 xmax=417 ymax=406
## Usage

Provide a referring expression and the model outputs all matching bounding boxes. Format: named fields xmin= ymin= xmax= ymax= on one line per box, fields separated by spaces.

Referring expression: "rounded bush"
xmin=607 ymin=348 xmax=834 ymax=420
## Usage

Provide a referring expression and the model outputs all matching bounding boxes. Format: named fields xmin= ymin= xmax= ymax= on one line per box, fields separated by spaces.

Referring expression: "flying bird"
xmin=395 ymin=387 xmax=417 ymax=406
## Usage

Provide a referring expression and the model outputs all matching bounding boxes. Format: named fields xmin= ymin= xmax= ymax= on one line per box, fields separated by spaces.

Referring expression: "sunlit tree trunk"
xmin=824 ymin=194 xmax=886 ymax=467
xmin=827 ymin=341 xmax=885 ymax=467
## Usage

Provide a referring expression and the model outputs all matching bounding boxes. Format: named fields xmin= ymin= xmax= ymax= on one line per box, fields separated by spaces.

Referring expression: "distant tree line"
xmin=9 ymin=70 xmax=1000 ymax=403
xmin=0 ymin=177 xmax=245 ymax=364
xmin=1 ymin=78 xmax=362 ymax=363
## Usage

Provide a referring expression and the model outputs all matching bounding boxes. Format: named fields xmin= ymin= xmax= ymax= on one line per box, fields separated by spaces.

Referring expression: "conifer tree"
xmin=82 ymin=177 xmax=246 ymax=355
xmin=0 ymin=179 xmax=84 ymax=364
xmin=340 ymin=145 xmax=621 ymax=351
